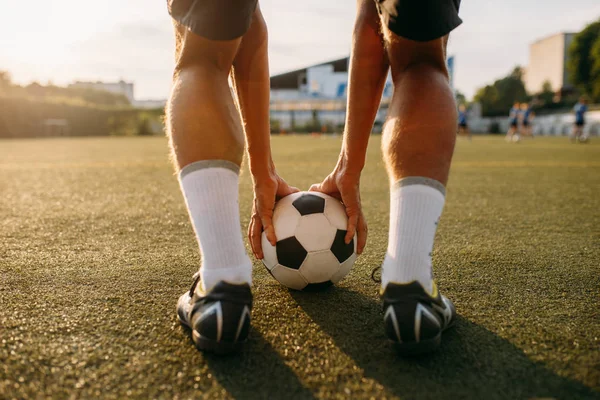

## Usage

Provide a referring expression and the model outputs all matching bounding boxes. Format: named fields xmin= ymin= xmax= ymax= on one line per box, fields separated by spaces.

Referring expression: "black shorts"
xmin=167 ymin=0 xmax=258 ymax=40
xmin=522 ymin=120 xmax=529 ymax=127
xmin=458 ymin=122 xmax=468 ymax=129
xmin=575 ymin=120 xmax=585 ymax=127
xmin=375 ymin=0 xmax=462 ymax=42
xmin=510 ymin=120 xmax=518 ymax=128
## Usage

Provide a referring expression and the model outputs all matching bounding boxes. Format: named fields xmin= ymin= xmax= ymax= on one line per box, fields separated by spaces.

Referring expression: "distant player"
xmin=506 ymin=102 xmax=520 ymax=142
xmin=572 ymin=97 xmax=588 ymax=143
xmin=520 ymin=103 xmax=534 ymax=138
xmin=457 ymin=104 xmax=471 ymax=140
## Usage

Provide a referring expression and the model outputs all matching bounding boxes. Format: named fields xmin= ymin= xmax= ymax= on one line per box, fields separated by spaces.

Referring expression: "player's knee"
xmin=173 ymin=62 xmax=227 ymax=89
xmin=174 ymin=55 xmax=232 ymax=83
xmin=173 ymin=32 xmax=239 ymax=78
xmin=387 ymin=36 xmax=447 ymax=80
xmin=392 ymin=60 xmax=448 ymax=90
xmin=403 ymin=61 xmax=448 ymax=83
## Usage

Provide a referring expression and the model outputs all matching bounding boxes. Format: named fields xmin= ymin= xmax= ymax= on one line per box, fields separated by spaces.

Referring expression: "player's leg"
xmin=579 ymin=123 xmax=589 ymax=143
xmin=166 ymin=0 xmax=258 ymax=353
xmin=377 ymin=0 xmax=460 ymax=354
xmin=514 ymin=123 xmax=521 ymax=142
xmin=459 ymin=124 xmax=471 ymax=140
xmin=381 ymin=35 xmax=455 ymax=288
xmin=571 ymin=124 xmax=580 ymax=142
xmin=506 ymin=125 xmax=514 ymax=141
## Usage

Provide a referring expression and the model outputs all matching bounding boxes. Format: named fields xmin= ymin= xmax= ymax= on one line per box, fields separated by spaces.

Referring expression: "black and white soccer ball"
xmin=261 ymin=191 xmax=357 ymax=290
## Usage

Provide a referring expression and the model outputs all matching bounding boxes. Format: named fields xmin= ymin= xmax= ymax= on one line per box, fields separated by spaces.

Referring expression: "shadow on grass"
xmin=200 ymin=327 xmax=316 ymax=400
xmin=291 ymin=287 xmax=597 ymax=400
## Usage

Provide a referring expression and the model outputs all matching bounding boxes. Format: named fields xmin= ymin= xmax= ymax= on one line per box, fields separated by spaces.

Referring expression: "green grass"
xmin=1 ymin=135 xmax=599 ymax=400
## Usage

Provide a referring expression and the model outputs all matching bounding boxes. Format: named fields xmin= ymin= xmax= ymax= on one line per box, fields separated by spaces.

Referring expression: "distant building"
xmin=523 ymin=32 xmax=576 ymax=95
xmin=133 ymin=99 xmax=167 ymax=109
xmin=270 ymin=57 xmax=393 ymax=102
xmin=269 ymin=56 xmax=455 ymax=131
xmin=69 ymin=80 xmax=135 ymax=103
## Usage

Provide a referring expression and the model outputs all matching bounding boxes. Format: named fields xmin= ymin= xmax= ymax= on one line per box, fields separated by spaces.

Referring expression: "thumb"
xmin=278 ymin=183 xmax=300 ymax=198
xmin=308 ymin=183 xmax=322 ymax=193
xmin=309 ymin=176 xmax=336 ymax=194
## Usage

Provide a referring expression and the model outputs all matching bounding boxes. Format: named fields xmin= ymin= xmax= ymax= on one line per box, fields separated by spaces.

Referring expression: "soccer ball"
xmin=261 ymin=191 xmax=357 ymax=290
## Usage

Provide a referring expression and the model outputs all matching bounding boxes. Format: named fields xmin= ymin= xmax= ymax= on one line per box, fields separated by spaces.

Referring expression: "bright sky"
xmin=1 ymin=0 xmax=599 ymax=100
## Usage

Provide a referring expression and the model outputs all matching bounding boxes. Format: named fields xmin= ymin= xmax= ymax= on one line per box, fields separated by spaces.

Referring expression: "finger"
xmin=340 ymin=191 xmax=361 ymax=245
xmin=261 ymin=214 xmax=276 ymax=246
xmin=310 ymin=182 xmax=342 ymax=201
xmin=356 ymin=213 xmax=368 ymax=255
xmin=250 ymin=215 xmax=264 ymax=259
xmin=248 ymin=217 xmax=255 ymax=256
xmin=345 ymin=211 xmax=358 ymax=246
xmin=308 ymin=183 xmax=322 ymax=192
xmin=309 ymin=179 xmax=333 ymax=194
xmin=276 ymin=184 xmax=299 ymax=199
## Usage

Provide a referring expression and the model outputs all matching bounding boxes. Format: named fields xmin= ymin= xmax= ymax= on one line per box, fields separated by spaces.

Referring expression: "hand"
xmin=309 ymin=157 xmax=367 ymax=254
xmin=249 ymin=171 xmax=299 ymax=259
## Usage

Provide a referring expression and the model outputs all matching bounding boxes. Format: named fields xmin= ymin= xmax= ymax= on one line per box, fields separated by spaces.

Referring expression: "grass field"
xmin=1 ymin=135 xmax=599 ymax=400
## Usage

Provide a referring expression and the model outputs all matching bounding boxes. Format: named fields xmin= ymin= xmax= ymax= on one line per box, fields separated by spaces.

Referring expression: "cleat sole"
xmin=192 ymin=330 xmax=244 ymax=355
xmin=392 ymin=334 xmax=441 ymax=356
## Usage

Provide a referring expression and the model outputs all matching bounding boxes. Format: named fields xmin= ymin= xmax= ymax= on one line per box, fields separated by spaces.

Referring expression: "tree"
xmin=473 ymin=66 xmax=528 ymax=116
xmin=137 ymin=115 xmax=153 ymax=136
xmin=591 ymin=37 xmax=600 ymax=100
xmin=455 ymin=90 xmax=468 ymax=107
xmin=474 ymin=85 xmax=498 ymax=116
xmin=539 ymin=80 xmax=555 ymax=105
xmin=568 ymin=19 xmax=600 ymax=101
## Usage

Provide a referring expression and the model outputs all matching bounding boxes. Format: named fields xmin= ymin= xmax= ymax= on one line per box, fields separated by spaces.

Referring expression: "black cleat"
xmin=177 ymin=273 xmax=252 ymax=354
xmin=381 ymin=281 xmax=456 ymax=356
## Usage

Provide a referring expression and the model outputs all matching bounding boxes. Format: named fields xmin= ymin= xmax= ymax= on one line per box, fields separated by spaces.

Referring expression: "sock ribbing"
xmin=179 ymin=161 xmax=252 ymax=292
xmin=381 ymin=178 xmax=445 ymax=293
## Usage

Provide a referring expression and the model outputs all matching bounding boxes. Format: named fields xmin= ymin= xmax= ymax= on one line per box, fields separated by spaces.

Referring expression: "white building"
xmin=269 ymin=56 xmax=455 ymax=132
xmin=69 ymin=80 xmax=135 ymax=103
xmin=133 ymin=99 xmax=167 ymax=109
xmin=270 ymin=57 xmax=393 ymax=102
xmin=523 ymin=32 xmax=576 ymax=95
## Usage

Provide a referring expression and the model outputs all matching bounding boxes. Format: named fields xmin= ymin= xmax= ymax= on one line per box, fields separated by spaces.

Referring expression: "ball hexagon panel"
xmin=261 ymin=232 xmax=278 ymax=270
xmin=330 ymin=230 xmax=355 ymax=263
xmin=276 ymin=236 xmax=307 ymax=270
xmin=330 ymin=252 xmax=357 ymax=284
xmin=295 ymin=213 xmax=337 ymax=252
xmin=271 ymin=264 xmax=308 ymax=290
xmin=292 ymin=193 xmax=325 ymax=216
xmin=276 ymin=191 xmax=304 ymax=208
xmin=272 ymin=201 xmax=302 ymax=241
xmin=323 ymin=197 xmax=348 ymax=230
xmin=299 ymin=250 xmax=341 ymax=283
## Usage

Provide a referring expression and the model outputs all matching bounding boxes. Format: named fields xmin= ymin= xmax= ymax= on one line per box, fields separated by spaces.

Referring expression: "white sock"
xmin=179 ymin=160 xmax=252 ymax=292
xmin=381 ymin=177 xmax=446 ymax=293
